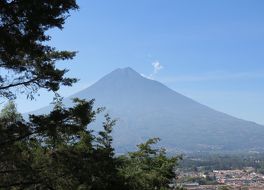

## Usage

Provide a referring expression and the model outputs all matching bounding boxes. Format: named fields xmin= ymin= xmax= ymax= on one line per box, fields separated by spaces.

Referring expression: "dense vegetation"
xmin=0 ymin=1 xmax=181 ymax=189
xmin=0 ymin=100 xmax=182 ymax=189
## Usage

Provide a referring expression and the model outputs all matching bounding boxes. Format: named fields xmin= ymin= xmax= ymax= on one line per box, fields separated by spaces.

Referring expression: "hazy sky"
xmin=14 ymin=0 xmax=264 ymax=124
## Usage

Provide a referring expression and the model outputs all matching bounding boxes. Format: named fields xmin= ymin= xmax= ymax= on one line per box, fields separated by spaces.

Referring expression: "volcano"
xmin=31 ymin=67 xmax=264 ymax=153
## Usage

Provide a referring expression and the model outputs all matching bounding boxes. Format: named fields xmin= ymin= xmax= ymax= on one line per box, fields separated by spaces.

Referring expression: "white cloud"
xmin=149 ymin=61 xmax=163 ymax=79
xmin=152 ymin=61 xmax=163 ymax=73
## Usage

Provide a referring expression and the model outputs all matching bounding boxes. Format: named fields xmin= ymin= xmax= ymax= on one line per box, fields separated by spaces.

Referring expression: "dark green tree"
xmin=0 ymin=1 xmax=80 ymax=187
xmin=0 ymin=101 xmax=37 ymax=189
xmin=0 ymin=99 xmax=127 ymax=189
xmin=0 ymin=0 xmax=78 ymax=99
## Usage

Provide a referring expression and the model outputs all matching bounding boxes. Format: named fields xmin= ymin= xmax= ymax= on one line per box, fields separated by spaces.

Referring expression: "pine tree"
xmin=0 ymin=0 xmax=78 ymax=99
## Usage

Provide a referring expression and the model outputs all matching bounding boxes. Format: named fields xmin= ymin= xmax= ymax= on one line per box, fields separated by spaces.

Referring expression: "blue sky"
xmin=14 ymin=0 xmax=264 ymax=124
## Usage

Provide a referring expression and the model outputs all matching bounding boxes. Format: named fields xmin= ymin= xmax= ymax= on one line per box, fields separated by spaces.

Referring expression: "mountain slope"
xmin=30 ymin=67 xmax=264 ymax=153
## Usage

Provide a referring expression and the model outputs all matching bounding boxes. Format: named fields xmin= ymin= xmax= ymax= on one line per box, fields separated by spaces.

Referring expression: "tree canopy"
xmin=0 ymin=0 xmax=78 ymax=99
xmin=0 ymin=99 xmax=123 ymax=189
xmin=0 ymin=100 xmax=182 ymax=189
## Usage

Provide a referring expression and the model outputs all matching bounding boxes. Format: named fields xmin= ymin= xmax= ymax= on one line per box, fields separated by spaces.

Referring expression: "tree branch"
xmin=0 ymin=77 xmax=39 ymax=90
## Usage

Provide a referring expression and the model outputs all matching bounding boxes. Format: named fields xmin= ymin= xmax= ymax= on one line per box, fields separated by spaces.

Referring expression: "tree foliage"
xmin=0 ymin=101 xmax=22 ymax=121
xmin=0 ymin=0 xmax=78 ymax=99
xmin=0 ymin=99 xmax=182 ymax=189
xmin=118 ymin=138 xmax=182 ymax=190
xmin=0 ymin=99 xmax=126 ymax=189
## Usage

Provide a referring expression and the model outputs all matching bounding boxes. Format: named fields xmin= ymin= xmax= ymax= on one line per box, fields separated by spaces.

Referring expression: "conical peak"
xmin=106 ymin=67 xmax=143 ymax=80
xmin=113 ymin=67 xmax=140 ymax=75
